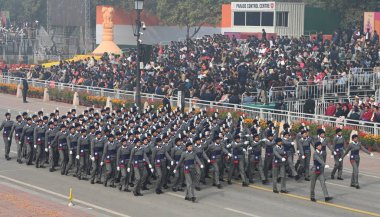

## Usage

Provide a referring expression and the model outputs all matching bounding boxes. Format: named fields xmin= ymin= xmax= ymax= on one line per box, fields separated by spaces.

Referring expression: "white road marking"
xmin=0 ymin=175 xmax=131 ymax=217
xmin=326 ymin=182 xmax=350 ymax=188
xmin=224 ymin=208 xmax=262 ymax=217
xmin=167 ymin=192 xmax=184 ymax=198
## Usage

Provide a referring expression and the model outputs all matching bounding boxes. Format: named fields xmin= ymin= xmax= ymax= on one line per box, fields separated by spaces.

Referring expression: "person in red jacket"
xmin=361 ymin=106 xmax=373 ymax=122
xmin=325 ymin=101 xmax=336 ymax=116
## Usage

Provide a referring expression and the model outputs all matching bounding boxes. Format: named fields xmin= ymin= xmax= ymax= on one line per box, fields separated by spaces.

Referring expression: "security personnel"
xmin=331 ymin=129 xmax=345 ymax=180
xmin=102 ymin=134 xmax=118 ymax=188
xmin=297 ymin=130 xmax=313 ymax=181
xmin=174 ymin=142 xmax=203 ymax=202
xmin=171 ymin=137 xmax=185 ymax=192
xmin=282 ymin=132 xmax=300 ymax=180
xmin=151 ymin=137 xmax=173 ymax=194
xmin=310 ymin=142 xmax=332 ymax=202
xmin=20 ymin=118 xmax=35 ymax=165
xmin=33 ymin=119 xmax=46 ymax=168
xmin=117 ymin=138 xmax=132 ymax=192
xmin=45 ymin=122 xmax=57 ymax=172
xmin=228 ymin=135 xmax=249 ymax=186
xmin=66 ymin=126 xmax=79 ymax=176
xmin=11 ymin=115 xmax=24 ymax=163
xmin=54 ymin=125 xmax=69 ymax=174
xmin=207 ymin=135 xmax=230 ymax=189
xmin=90 ymin=131 xmax=105 ymax=184
xmin=263 ymin=132 xmax=275 ymax=183
xmin=272 ymin=138 xmax=288 ymax=194
xmin=0 ymin=112 xmax=14 ymax=160
xmin=341 ymin=135 xmax=374 ymax=189
xmin=193 ymin=136 xmax=210 ymax=190
xmin=77 ymin=129 xmax=90 ymax=180
xmin=247 ymin=134 xmax=265 ymax=184
xmin=129 ymin=138 xmax=152 ymax=196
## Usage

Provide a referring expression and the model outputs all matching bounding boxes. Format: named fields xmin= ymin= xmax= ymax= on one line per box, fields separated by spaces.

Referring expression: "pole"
xmin=135 ymin=8 xmax=142 ymax=113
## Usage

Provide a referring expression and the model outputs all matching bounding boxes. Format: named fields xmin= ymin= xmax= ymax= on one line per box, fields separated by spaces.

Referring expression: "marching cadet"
xmin=297 ymin=130 xmax=313 ymax=181
xmin=207 ymin=135 xmax=231 ymax=189
xmin=77 ymin=129 xmax=91 ymax=180
xmin=11 ymin=115 xmax=24 ymax=163
xmin=66 ymin=126 xmax=79 ymax=176
xmin=129 ymin=138 xmax=153 ymax=196
xmin=90 ymin=131 xmax=105 ymax=184
xmin=228 ymin=135 xmax=250 ymax=186
xmin=151 ymin=137 xmax=173 ymax=194
xmin=247 ymin=134 xmax=265 ymax=184
xmin=102 ymin=134 xmax=118 ymax=188
xmin=45 ymin=122 xmax=57 ymax=171
xmin=117 ymin=138 xmax=132 ymax=192
xmin=0 ymin=112 xmax=14 ymax=160
xmin=20 ymin=118 xmax=35 ymax=165
xmin=340 ymin=134 xmax=374 ymax=189
xmin=282 ymin=132 xmax=300 ymax=180
xmin=272 ymin=138 xmax=288 ymax=194
xmin=193 ymin=136 xmax=210 ymax=190
xmin=263 ymin=132 xmax=275 ymax=184
xmin=331 ymin=128 xmax=345 ymax=180
xmin=171 ymin=137 xmax=186 ymax=192
xmin=310 ymin=142 xmax=332 ymax=202
xmin=54 ymin=125 xmax=69 ymax=174
xmin=33 ymin=119 xmax=46 ymax=168
xmin=314 ymin=129 xmax=330 ymax=163
xmin=141 ymin=135 xmax=153 ymax=190
xmin=174 ymin=142 xmax=203 ymax=202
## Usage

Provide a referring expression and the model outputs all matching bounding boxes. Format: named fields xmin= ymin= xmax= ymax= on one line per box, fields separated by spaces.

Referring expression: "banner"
xmin=364 ymin=12 xmax=375 ymax=33
xmin=231 ymin=2 xmax=276 ymax=11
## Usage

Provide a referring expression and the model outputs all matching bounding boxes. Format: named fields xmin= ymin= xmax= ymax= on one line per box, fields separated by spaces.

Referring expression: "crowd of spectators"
xmin=9 ymin=26 xmax=380 ymax=105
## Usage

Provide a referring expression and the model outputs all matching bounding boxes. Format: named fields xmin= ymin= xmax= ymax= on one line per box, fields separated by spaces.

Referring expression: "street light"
xmin=134 ymin=0 xmax=144 ymax=113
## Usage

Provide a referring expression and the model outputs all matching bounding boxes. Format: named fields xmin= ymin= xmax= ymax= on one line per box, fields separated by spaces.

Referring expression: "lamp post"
xmin=134 ymin=0 xmax=144 ymax=113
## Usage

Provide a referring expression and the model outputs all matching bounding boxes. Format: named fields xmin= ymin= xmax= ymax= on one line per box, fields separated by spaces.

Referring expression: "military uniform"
xmin=33 ymin=125 xmax=46 ymax=167
xmin=272 ymin=144 xmax=287 ymax=192
xmin=283 ymin=138 xmax=298 ymax=177
xmin=310 ymin=148 xmax=330 ymax=200
xmin=54 ymin=130 xmax=69 ymax=174
xmin=77 ymin=135 xmax=91 ymax=179
xmin=331 ymin=135 xmax=345 ymax=179
xmin=129 ymin=145 xmax=151 ymax=196
xmin=66 ymin=132 xmax=79 ymax=176
xmin=21 ymin=123 xmax=35 ymax=165
xmin=102 ymin=140 xmax=118 ymax=187
xmin=116 ymin=143 xmax=133 ymax=191
xmin=247 ymin=140 xmax=265 ymax=182
xmin=228 ymin=140 xmax=249 ymax=185
xmin=171 ymin=144 xmax=185 ymax=191
xmin=342 ymin=141 xmax=371 ymax=188
xmin=193 ymin=142 xmax=209 ymax=188
xmin=297 ymin=136 xmax=313 ymax=179
xmin=45 ymin=127 xmax=57 ymax=171
xmin=263 ymin=138 xmax=275 ymax=181
xmin=151 ymin=144 xmax=173 ymax=193
xmin=90 ymin=137 xmax=105 ymax=183
xmin=11 ymin=120 xmax=24 ymax=162
xmin=207 ymin=141 xmax=229 ymax=187
xmin=0 ymin=118 xmax=14 ymax=160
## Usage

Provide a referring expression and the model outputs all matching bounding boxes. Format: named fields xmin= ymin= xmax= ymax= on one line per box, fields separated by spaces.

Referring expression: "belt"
xmin=211 ymin=150 xmax=222 ymax=156
xmin=184 ymin=159 xmax=194 ymax=166
xmin=265 ymin=147 xmax=273 ymax=153
xmin=157 ymin=154 xmax=166 ymax=160
xmin=107 ymin=149 xmax=116 ymax=156
xmin=335 ymin=143 xmax=343 ymax=149
xmin=59 ymin=139 xmax=67 ymax=144
xmin=303 ymin=145 xmax=310 ymax=151
xmin=174 ymin=155 xmax=181 ymax=161
xmin=94 ymin=147 xmax=103 ymax=152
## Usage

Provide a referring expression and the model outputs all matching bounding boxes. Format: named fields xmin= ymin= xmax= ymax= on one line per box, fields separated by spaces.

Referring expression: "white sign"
xmin=231 ymin=2 xmax=276 ymax=11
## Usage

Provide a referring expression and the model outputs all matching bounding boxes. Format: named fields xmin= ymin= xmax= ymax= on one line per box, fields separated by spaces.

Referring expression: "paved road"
xmin=0 ymin=94 xmax=380 ymax=217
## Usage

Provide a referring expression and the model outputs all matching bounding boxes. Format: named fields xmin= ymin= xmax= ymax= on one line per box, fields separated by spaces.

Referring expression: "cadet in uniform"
xmin=282 ymin=132 xmax=300 ymax=180
xmin=66 ymin=126 xmax=79 ymax=176
xmin=208 ymin=135 xmax=230 ymax=189
xmin=33 ymin=119 xmax=46 ymax=168
xmin=11 ymin=115 xmax=24 ymax=163
xmin=45 ymin=122 xmax=57 ymax=172
xmin=228 ymin=135 xmax=249 ymax=186
xmin=0 ymin=112 xmax=14 ymax=160
xmin=272 ymin=138 xmax=288 ymax=193
xmin=102 ymin=134 xmax=118 ymax=187
xmin=331 ymin=129 xmax=345 ymax=180
xmin=151 ymin=137 xmax=173 ymax=194
xmin=193 ymin=136 xmax=210 ymax=190
xmin=247 ymin=134 xmax=265 ymax=184
xmin=340 ymin=134 xmax=374 ymax=189
xmin=297 ymin=130 xmax=313 ymax=181
xmin=90 ymin=131 xmax=105 ymax=184
xmin=174 ymin=142 xmax=203 ymax=202
xmin=117 ymin=138 xmax=132 ymax=192
xmin=263 ymin=133 xmax=275 ymax=183
xmin=77 ymin=129 xmax=91 ymax=180
xmin=171 ymin=137 xmax=185 ymax=192
xmin=310 ymin=142 xmax=332 ymax=202
xmin=20 ymin=118 xmax=35 ymax=165
xmin=54 ymin=125 xmax=69 ymax=174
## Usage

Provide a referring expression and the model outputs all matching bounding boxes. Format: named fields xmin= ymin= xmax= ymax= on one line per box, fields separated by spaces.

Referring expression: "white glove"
xmin=226 ymin=144 xmax=231 ymax=148
xmin=228 ymin=153 xmax=232 ymax=157
xmin=127 ymin=168 xmax=131 ymax=173
xmin=207 ymin=159 xmax=210 ymax=163
xmin=243 ymin=148 xmax=247 ymax=152
xmin=325 ymin=165 xmax=330 ymax=169
xmin=117 ymin=166 xmax=120 ymax=171
xmin=149 ymin=164 xmax=152 ymax=169
xmin=297 ymin=150 xmax=300 ymax=154
xmin=100 ymin=162 xmax=104 ymax=166
xmin=224 ymin=137 xmax=228 ymax=141
xmin=34 ymin=145 xmax=37 ymax=149
xmin=19 ymin=141 xmax=22 ymax=144
xmin=291 ymin=142 xmax=295 ymax=145
xmin=330 ymin=155 xmax=334 ymax=159
xmin=333 ymin=151 xmax=337 ymax=155
xmin=171 ymin=161 xmax=174 ymax=166
xmin=338 ymin=158 xmax=342 ymax=162
xmin=302 ymin=155 xmax=305 ymax=159
xmin=248 ymin=147 xmax=252 ymax=150
xmin=167 ymin=166 xmax=171 ymax=170
xmin=7 ymin=137 xmax=10 ymax=141
xmin=370 ymin=153 xmax=374 ymax=157
xmin=69 ymin=150 xmax=73 ymax=155
xmin=245 ymin=134 xmax=250 ymax=137
xmin=173 ymin=169 xmax=177 ymax=174
xmin=45 ymin=148 xmax=48 ymax=152
xmin=281 ymin=157 xmax=286 ymax=162
xmin=244 ymin=141 xmax=249 ymax=145
xmin=200 ymin=164 xmax=204 ymax=169
xmin=76 ymin=155 xmax=80 ymax=159
xmin=91 ymin=157 xmax=95 ymax=161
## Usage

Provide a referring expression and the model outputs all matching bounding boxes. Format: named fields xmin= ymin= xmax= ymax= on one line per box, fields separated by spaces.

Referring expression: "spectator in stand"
xmin=325 ymin=101 xmax=336 ymax=116
xmin=334 ymin=103 xmax=344 ymax=117
xmin=361 ymin=105 xmax=373 ymax=122
xmin=348 ymin=106 xmax=361 ymax=120
xmin=371 ymin=106 xmax=380 ymax=123
xmin=304 ymin=97 xmax=315 ymax=114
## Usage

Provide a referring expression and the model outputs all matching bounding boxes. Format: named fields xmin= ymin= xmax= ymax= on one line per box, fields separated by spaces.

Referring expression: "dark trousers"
xmin=22 ymin=89 xmax=28 ymax=102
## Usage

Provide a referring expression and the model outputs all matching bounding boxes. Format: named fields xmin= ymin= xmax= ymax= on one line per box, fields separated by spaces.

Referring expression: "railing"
xmin=1 ymin=75 xmax=379 ymax=136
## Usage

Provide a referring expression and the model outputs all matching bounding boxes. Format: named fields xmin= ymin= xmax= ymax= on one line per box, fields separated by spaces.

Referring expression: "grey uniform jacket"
xmin=0 ymin=120 xmax=14 ymax=137
xmin=342 ymin=142 xmax=370 ymax=160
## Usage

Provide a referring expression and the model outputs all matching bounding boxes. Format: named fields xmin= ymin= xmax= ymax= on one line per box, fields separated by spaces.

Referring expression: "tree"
xmin=157 ymin=0 xmax=220 ymax=40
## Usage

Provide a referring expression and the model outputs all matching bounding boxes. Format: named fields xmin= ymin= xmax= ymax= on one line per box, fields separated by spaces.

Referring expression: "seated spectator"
xmin=335 ymin=103 xmax=344 ymax=117
xmin=242 ymin=92 xmax=254 ymax=104
xmin=361 ymin=105 xmax=373 ymax=121
xmin=325 ymin=101 xmax=336 ymax=116
xmin=348 ymin=106 xmax=361 ymax=120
